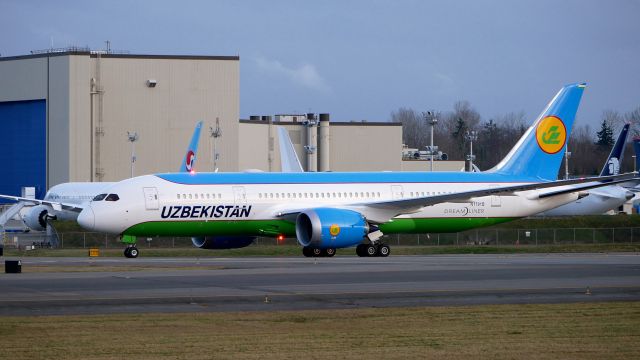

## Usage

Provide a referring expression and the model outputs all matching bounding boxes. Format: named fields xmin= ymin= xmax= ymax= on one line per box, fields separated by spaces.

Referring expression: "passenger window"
xmin=93 ymin=193 xmax=107 ymax=201
xmin=105 ymin=194 xmax=120 ymax=201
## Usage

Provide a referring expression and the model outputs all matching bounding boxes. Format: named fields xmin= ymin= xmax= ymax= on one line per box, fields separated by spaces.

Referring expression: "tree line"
xmin=391 ymin=103 xmax=640 ymax=177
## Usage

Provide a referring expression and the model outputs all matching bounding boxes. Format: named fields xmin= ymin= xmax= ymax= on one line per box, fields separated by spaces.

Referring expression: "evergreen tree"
xmin=595 ymin=119 xmax=614 ymax=147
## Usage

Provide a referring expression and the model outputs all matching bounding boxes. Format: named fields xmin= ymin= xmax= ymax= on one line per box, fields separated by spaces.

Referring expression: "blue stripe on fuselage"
xmin=155 ymin=171 xmax=542 ymax=185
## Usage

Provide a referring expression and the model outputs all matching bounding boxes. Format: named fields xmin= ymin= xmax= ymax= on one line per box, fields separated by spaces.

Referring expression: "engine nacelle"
xmin=295 ymin=208 xmax=369 ymax=249
xmin=23 ymin=205 xmax=54 ymax=231
xmin=191 ymin=236 xmax=255 ymax=249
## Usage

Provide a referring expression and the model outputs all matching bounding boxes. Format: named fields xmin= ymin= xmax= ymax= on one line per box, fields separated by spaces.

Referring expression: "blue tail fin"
xmin=180 ymin=121 xmax=203 ymax=173
xmin=488 ymin=83 xmax=586 ymax=180
xmin=600 ymin=123 xmax=630 ymax=176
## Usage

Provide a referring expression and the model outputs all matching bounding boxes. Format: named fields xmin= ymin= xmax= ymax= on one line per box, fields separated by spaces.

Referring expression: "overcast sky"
xmin=2 ymin=0 xmax=639 ymax=130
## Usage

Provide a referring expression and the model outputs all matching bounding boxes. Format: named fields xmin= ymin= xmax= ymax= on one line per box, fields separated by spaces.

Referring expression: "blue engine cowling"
xmin=295 ymin=208 xmax=369 ymax=249
xmin=191 ymin=236 xmax=255 ymax=249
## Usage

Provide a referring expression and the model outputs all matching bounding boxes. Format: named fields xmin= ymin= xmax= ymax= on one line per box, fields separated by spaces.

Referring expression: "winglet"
xmin=180 ymin=121 xmax=203 ymax=173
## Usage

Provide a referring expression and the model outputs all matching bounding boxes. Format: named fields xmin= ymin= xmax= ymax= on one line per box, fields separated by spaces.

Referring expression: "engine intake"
xmin=295 ymin=208 xmax=368 ymax=249
xmin=23 ymin=205 xmax=55 ymax=231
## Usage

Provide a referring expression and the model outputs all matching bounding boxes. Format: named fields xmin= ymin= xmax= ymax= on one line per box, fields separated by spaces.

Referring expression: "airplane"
xmin=0 ymin=121 xmax=203 ymax=250
xmin=76 ymin=83 xmax=635 ymax=258
xmin=537 ymin=123 xmax=635 ymax=216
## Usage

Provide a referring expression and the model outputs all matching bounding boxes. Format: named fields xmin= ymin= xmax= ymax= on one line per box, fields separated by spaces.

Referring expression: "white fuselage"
xmin=79 ymin=174 xmax=581 ymax=235
xmin=22 ymin=182 xmax=114 ymax=221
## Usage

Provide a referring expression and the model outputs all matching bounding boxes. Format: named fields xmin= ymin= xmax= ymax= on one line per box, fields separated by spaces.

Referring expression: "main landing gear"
xmin=356 ymin=243 xmax=390 ymax=257
xmin=124 ymin=245 xmax=139 ymax=258
xmin=302 ymin=246 xmax=336 ymax=257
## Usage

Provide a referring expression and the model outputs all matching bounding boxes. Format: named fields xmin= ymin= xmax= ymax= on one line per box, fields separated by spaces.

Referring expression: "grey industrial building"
xmin=0 ymin=49 xmax=461 ymax=198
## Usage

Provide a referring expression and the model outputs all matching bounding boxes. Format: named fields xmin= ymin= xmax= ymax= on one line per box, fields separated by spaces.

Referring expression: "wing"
xmin=275 ymin=172 xmax=636 ymax=223
xmin=0 ymin=195 xmax=84 ymax=213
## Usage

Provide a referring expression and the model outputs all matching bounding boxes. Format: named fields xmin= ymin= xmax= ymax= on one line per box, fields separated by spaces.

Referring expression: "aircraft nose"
xmin=77 ymin=206 xmax=95 ymax=230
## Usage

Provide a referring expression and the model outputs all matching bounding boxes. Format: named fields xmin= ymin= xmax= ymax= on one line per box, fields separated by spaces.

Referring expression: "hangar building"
xmin=0 ymin=49 xmax=462 ymax=199
xmin=238 ymin=114 xmax=462 ymax=172
xmin=0 ymin=49 xmax=239 ymax=198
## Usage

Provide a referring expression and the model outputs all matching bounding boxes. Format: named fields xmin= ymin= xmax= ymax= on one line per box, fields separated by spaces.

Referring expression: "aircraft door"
xmin=233 ymin=186 xmax=246 ymax=205
xmin=143 ymin=187 xmax=159 ymax=210
xmin=491 ymin=195 xmax=501 ymax=207
xmin=391 ymin=185 xmax=404 ymax=200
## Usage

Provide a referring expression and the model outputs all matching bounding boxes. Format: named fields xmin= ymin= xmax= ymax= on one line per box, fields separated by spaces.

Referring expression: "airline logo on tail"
xmin=185 ymin=151 xmax=195 ymax=172
xmin=536 ymin=116 xmax=566 ymax=154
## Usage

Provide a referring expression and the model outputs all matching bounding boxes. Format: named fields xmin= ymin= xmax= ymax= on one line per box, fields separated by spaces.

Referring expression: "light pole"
xmin=209 ymin=118 xmax=222 ymax=172
xmin=564 ymin=146 xmax=572 ymax=180
xmin=465 ymin=130 xmax=478 ymax=172
xmin=127 ymin=131 xmax=139 ymax=178
xmin=424 ymin=111 xmax=438 ymax=171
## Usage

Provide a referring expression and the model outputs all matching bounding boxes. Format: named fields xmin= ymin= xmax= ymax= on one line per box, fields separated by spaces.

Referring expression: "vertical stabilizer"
xmin=600 ymin=123 xmax=630 ymax=176
xmin=488 ymin=83 xmax=586 ymax=180
xmin=180 ymin=121 xmax=203 ymax=173
xmin=277 ymin=126 xmax=304 ymax=172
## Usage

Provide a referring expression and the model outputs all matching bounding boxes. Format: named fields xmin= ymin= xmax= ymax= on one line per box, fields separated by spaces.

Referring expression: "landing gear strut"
xmin=302 ymin=246 xmax=336 ymax=257
xmin=124 ymin=245 xmax=139 ymax=258
xmin=356 ymin=243 xmax=390 ymax=257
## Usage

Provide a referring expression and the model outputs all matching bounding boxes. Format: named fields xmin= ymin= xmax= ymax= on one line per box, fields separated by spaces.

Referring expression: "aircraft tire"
xmin=312 ymin=248 xmax=323 ymax=257
xmin=129 ymin=247 xmax=139 ymax=258
xmin=356 ymin=244 xmax=367 ymax=257
xmin=124 ymin=247 xmax=131 ymax=258
xmin=302 ymin=247 xmax=313 ymax=257
xmin=377 ymin=244 xmax=390 ymax=257
xmin=365 ymin=244 xmax=377 ymax=257
xmin=325 ymin=248 xmax=336 ymax=257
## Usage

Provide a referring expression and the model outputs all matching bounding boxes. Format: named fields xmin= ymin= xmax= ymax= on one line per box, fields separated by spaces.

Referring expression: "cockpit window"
xmin=93 ymin=193 xmax=107 ymax=201
xmin=105 ymin=194 xmax=120 ymax=202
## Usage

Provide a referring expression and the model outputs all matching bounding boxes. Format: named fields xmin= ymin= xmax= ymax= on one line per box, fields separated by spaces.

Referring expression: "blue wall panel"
xmin=0 ymin=100 xmax=46 ymax=200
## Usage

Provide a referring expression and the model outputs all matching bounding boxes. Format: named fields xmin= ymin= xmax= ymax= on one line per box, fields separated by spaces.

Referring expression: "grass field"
xmin=0 ymin=302 xmax=638 ymax=359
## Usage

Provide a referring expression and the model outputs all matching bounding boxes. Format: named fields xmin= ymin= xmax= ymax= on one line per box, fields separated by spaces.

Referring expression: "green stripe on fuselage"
xmin=123 ymin=217 xmax=517 ymax=237
xmin=379 ymin=217 xmax=516 ymax=233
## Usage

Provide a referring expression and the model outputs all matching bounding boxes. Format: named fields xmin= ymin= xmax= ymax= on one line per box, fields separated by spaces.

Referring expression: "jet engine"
xmin=295 ymin=208 xmax=368 ymax=249
xmin=191 ymin=236 xmax=255 ymax=249
xmin=23 ymin=205 xmax=55 ymax=231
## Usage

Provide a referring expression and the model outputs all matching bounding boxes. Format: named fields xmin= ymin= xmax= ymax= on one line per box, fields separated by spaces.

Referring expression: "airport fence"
xmin=2 ymin=227 xmax=640 ymax=249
